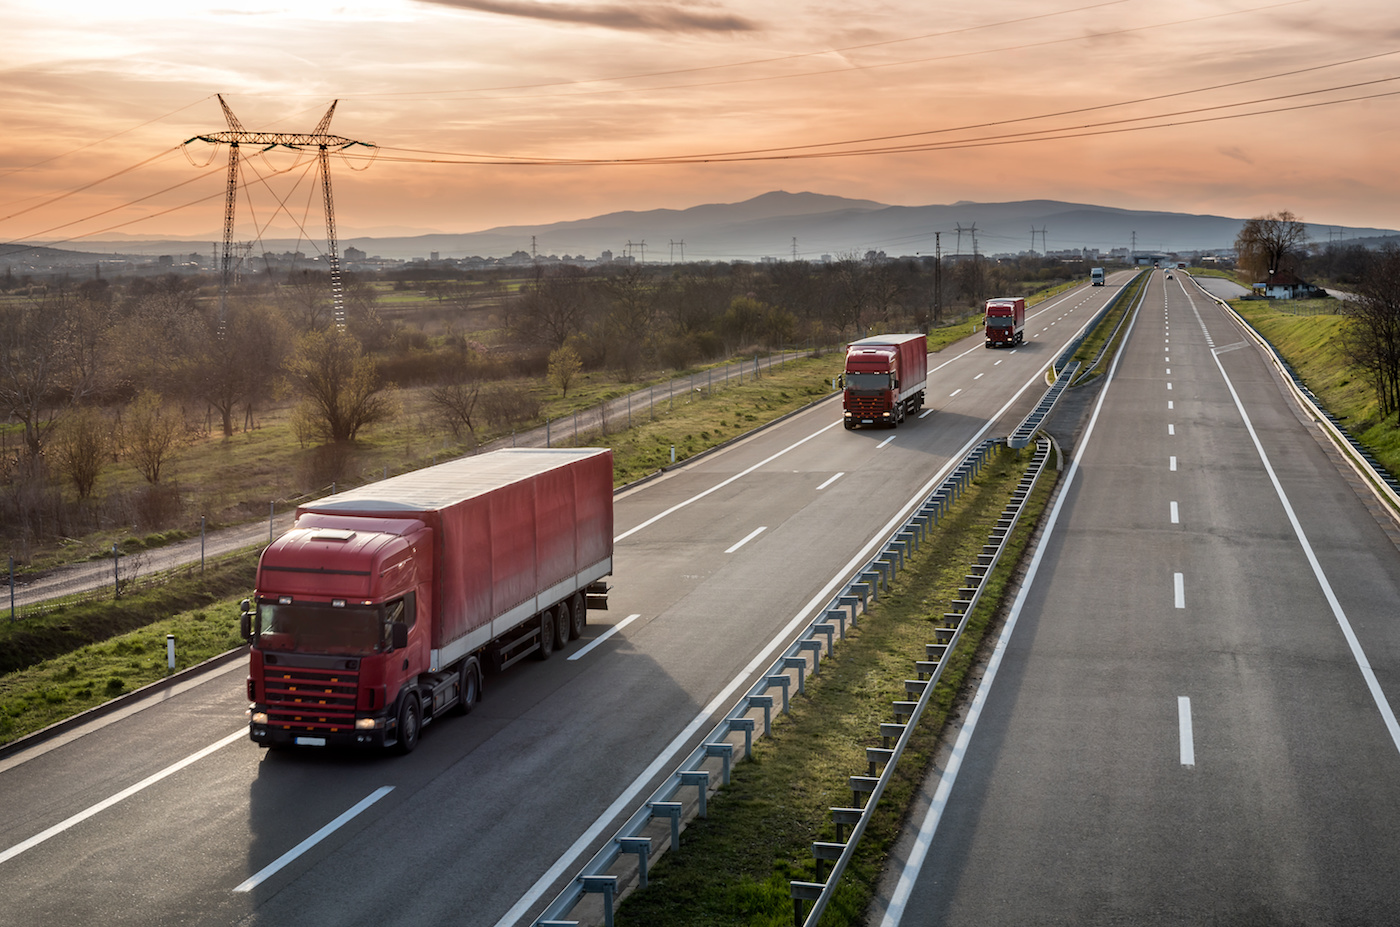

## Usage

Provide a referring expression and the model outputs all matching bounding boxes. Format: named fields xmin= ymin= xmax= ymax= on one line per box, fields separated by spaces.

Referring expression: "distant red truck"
xmin=842 ymin=333 xmax=928 ymax=428
xmin=242 ymin=447 xmax=614 ymax=753
xmin=984 ymin=297 xmax=1026 ymax=348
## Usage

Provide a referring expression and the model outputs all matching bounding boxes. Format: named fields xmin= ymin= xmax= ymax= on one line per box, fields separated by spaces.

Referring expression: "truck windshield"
xmin=845 ymin=372 xmax=892 ymax=390
xmin=257 ymin=601 xmax=386 ymax=656
xmin=986 ymin=317 xmax=1012 ymax=327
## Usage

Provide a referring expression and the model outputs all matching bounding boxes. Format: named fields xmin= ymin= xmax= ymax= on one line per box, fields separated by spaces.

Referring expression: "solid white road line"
xmin=0 ymin=730 xmax=245 ymax=866
xmin=568 ymin=614 xmax=641 ymax=662
xmin=1179 ymin=697 xmax=1195 ymax=766
xmin=233 ymin=787 xmax=394 ymax=892
xmin=724 ymin=526 xmax=767 ymax=554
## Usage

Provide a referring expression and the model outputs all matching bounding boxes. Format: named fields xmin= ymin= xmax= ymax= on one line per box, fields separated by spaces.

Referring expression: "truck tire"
xmin=535 ymin=609 xmax=556 ymax=660
xmin=395 ymin=692 xmax=421 ymax=754
xmin=569 ymin=593 xmax=586 ymax=640
xmin=452 ymin=657 xmax=481 ymax=716
xmin=552 ymin=602 xmax=571 ymax=651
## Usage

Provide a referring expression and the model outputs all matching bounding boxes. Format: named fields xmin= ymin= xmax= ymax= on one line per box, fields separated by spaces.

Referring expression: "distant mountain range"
xmin=40 ymin=191 xmax=1400 ymax=263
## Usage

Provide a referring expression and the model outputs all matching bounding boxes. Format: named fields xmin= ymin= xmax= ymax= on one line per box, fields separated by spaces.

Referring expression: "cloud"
xmin=1217 ymin=146 xmax=1254 ymax=166
xmin=415 ymin=0 xmax=757 ymax=32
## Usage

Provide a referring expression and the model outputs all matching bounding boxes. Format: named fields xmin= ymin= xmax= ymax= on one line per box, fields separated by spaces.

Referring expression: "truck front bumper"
xmin=249 ymin=714 xmax=392 ymax=750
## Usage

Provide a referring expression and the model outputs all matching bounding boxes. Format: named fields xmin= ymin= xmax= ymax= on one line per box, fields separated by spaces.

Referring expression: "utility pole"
xmin=792 ymin=237 xmax=799 ymax=261
xmin=187 ymin=95 xmax=374 ymax=331
xmin=934 ymin=231 xmax=942 ymax=324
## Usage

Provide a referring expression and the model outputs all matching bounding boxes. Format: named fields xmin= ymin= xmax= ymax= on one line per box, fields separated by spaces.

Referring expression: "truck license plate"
xmin=295 ymin=736 xmax=327 ymax=747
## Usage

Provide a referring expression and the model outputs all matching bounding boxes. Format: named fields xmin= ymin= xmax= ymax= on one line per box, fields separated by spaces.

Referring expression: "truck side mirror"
xmin=239 ymin=599 xmax=253 ymax=640
xmin=391 ymin=622 xmax=409 ymax=650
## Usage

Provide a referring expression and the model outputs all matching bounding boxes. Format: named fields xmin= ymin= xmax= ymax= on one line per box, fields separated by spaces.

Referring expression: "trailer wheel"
xmin=569 ymin=593 xmax=586 ymax=640
xmin=452 ymin=658 xmax=481 ymax=716
xmin=395 ymin=692 xmax=421 ymax=754
xmin=535 ymin=609 xmax=556 ymax=660
xmin=552 ymin=602 xmax=571 ymax=651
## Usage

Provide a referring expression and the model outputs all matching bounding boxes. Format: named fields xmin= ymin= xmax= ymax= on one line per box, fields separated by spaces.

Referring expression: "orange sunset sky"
xmin=4 ymin=0 xmax=1400 ymax=257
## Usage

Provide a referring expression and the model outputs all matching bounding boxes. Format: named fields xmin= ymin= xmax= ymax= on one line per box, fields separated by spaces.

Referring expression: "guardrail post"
xmin=791 ymin=880 xmax=824 ymax=927
xmin=824 ymin=608 xmax=847 ymax=639
xmin=797 ymin=639 xmax=823 ymax=677
xmin=731 ymin=717 xmax=755 ymax=760
xmin=650 ymin=801 xmax=683 ymax=850
xmin=617 ymin=836 xmax=651 ymax=889
xmin=704 ymin=742 xmax=733 ymax=785
xmin=783 ymin=655 xmax=808 ymax=694
xmin=579 ymin=875 xmax=618 ymax=927
xmin=749 ymin=694 xmax=774 ymax=735
xmin=680 ymin=769 xmax=710 ymax=817
xmin=766 ymin=674 xmax=791 ymax=714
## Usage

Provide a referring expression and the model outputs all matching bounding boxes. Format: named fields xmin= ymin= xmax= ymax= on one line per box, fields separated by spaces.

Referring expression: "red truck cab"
xmin=984 ymin=297 xmax=1026 ymax=348
xmin=245 ymin=516 xmax=433 ymax=751
xmin=842 ymin=333 xmax=928 ymax=428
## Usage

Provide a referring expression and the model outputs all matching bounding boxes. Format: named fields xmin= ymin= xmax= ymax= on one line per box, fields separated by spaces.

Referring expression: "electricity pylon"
xmin=187 ymin=95 xmax=374 ymax=331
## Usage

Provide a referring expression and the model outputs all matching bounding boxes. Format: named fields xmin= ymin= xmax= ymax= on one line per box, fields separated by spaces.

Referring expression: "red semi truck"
xmin=842 ymin=333 xmax=928 ymax=428
xmin=983 ymin=297 xmax=1026 ymax=348
xmin=241 ymin=447 xmax=614 ymax=753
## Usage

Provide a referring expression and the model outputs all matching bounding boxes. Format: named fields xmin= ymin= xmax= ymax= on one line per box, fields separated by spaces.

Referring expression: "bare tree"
xmin=428 ymin=377 xmax=483 ymax=444
xmin=123 ymin=390 xmax=186 ymax=484
xmin=51 ymin=405 xmax=110 ymax=499
xmin=1341 ymin=244 xmax=1400 ymax=424
xmin=0 ymin=289 xmax=103 ymax=463
xmin=548 ymin=343 xmax=583 ymax=397
xmin=289 ymin=328 xmax=396 ymax=443
xmin=1235 ymin=211 xmax=1309 ymax=282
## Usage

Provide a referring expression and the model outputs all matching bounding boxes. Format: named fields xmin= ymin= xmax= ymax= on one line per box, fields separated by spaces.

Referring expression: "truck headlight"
xmin=355 ymin=717 xmax=382 ymax=730
xmin=251 ymin=712 xmax=269 ymax=725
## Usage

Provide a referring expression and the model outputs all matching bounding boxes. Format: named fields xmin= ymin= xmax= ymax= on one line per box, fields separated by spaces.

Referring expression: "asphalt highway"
xmin=872 ymin=270 xmax=1400 ymax=926
xmin=0 ymin=278 xmax=1126 ymax=927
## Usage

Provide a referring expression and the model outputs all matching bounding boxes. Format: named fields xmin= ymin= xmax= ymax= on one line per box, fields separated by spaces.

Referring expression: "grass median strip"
xmin=615 ymin=442 xmax=1059 ymax=927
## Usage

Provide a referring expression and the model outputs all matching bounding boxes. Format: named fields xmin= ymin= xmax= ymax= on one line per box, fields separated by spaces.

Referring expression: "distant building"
xmin=1256 ymin=271 xmax=1324 ymax=300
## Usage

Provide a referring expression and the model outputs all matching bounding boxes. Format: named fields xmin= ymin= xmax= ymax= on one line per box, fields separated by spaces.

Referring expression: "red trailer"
xmin=242 ymin=447 xmax=613 ymax=753
xmin=842 ymin=333 xmax=928 ymax=428
xmin=984 ymin=297 xmax=1026 ymax=348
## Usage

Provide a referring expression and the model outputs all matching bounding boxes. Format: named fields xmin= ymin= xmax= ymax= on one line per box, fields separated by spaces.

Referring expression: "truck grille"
xmin=263 ymin=665 xmax=360 ymax=734
xmin=848 ymin=396 xmax=888 ymax=414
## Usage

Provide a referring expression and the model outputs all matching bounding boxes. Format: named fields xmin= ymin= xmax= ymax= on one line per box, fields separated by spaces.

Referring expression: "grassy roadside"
xmin=1230 ymin=298 xmax=1400 ymax=479
xmin=614 ymin=443 xmax=1059 ymax=927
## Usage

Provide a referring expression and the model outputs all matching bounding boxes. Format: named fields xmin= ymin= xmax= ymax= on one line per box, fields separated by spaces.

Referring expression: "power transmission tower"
xmin=187 ymin=95 xmax=375 ymax=331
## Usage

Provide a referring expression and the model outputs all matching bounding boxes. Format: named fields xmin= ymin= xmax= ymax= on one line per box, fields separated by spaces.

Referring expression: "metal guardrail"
xmin=531 ymin=439 xmax=1009 ymax=927
xmin=1185 ymin=274 xmax=1400 ymax=512
xmin=788 ymin=433 xmax=1052 ymax=927
xmin=1008 ymin=362 xmax=1078 ymax=449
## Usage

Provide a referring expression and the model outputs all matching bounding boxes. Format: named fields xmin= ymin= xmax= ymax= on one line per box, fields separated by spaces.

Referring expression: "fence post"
xmin=113 ymin=543 xmax=120 ymax=599
xmin=200 ymin=515 xmax=206 ymax=574
xmin=269 ymin=501 xmax=275 ymax=543
xmin=9 ymin=557 xmax=14 ymax=622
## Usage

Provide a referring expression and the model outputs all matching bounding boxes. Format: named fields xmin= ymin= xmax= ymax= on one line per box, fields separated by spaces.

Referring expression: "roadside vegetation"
xmin=2 ymin=253 xmax=1093 ymax=576
xmin=615 ymin=443 xmax=1058 ymax=927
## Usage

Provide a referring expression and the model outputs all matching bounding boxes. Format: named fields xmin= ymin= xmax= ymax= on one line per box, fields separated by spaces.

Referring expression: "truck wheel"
xmin=552 ymin=602 xmax=571 ymax=650
xmin=569 ymin=593 xmax=586 ymax=640
xmin=452 ymin=658 xmax=481 ymax=716
xmin=395 ymin=692 xmax=421 ymax=754
xmin=535 ymin=609 xmax=556 ymax=660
